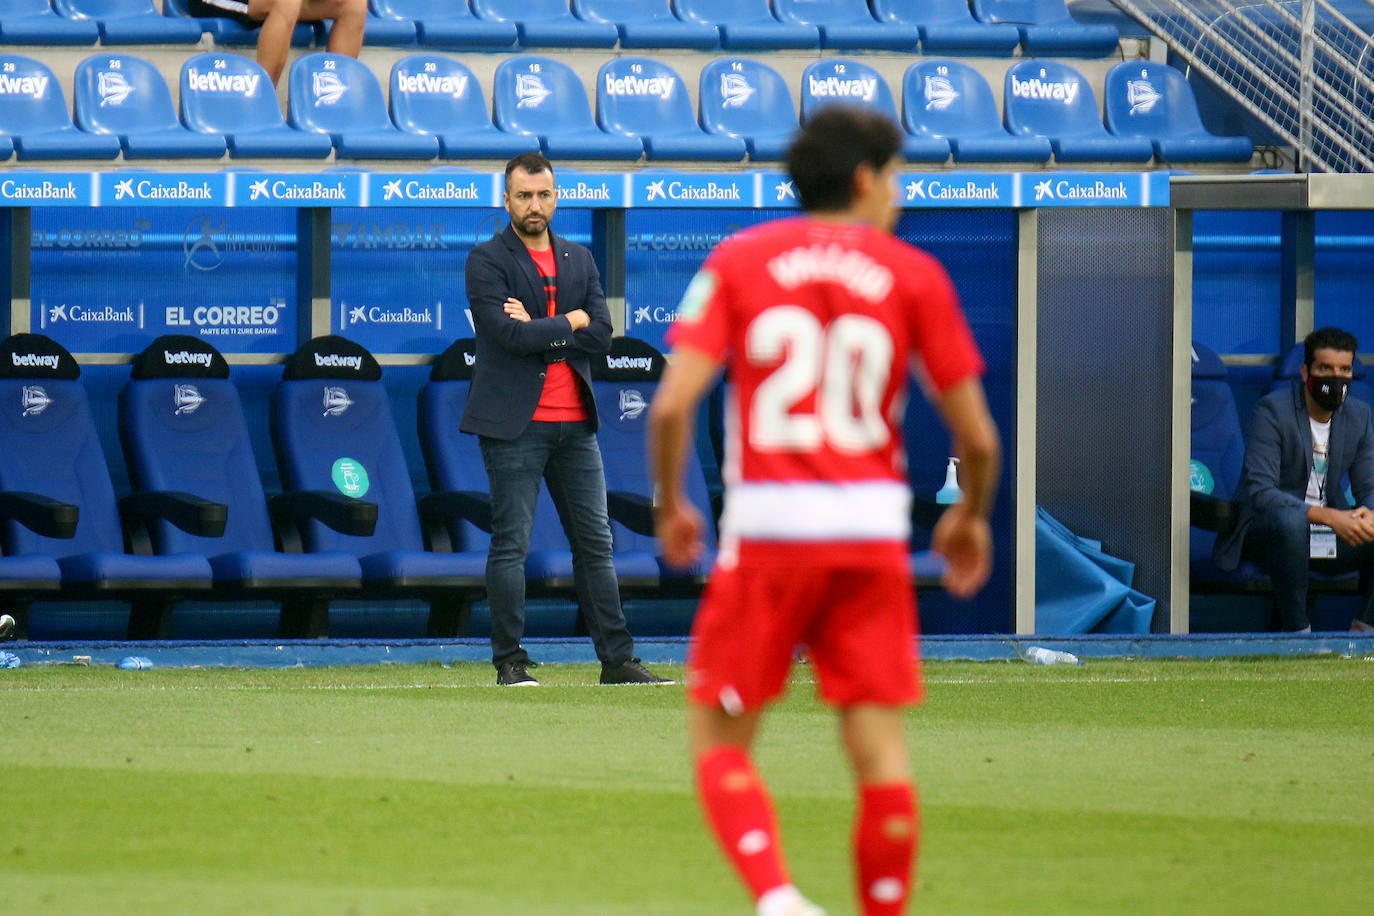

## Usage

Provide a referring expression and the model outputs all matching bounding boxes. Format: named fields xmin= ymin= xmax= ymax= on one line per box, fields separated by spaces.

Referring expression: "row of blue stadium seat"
xmin=0 ymin=0 xmax=1121 ymax=55
xmin=0 ymin=50 xmax=1252 ymax=164
xmin=0 ymin=331 xmax=715 ymax=639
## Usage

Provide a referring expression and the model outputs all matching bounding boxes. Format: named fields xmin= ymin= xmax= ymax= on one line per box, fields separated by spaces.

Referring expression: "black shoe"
xmin=600 ymin=658 xmax=673 ymax=685
xmin=496 ymin=660 xmax=539 ymax=686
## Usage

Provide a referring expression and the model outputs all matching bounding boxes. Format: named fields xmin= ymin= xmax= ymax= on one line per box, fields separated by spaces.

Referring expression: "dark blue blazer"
xmin=1213 ymin=382 xmax=1374 ymax=570
xmin=459 ymin=224 xmax=613 ymax=440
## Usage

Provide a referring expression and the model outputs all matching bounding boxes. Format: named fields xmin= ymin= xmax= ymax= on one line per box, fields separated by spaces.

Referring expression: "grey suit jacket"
xmin=459 ymin=224 xmax=612 ymax=440
xmin=1213 ymin=382 xmax=1374 ymax=570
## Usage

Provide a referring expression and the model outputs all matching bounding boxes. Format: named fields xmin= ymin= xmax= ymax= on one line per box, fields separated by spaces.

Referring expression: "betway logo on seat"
xmin=164 ymin=350 xmax=212 ymax=368
xmin=12 ymin=353 xmax=59 ymax=370
xmin=807 ymin=74 xmax=876 ymax=102
xmin=185 ymin=67 xmax=262 ymax=97
xmin=315 ymin=353 xmax=363 ymax=371
xmin=395 ymin=71 xmax=468 ymax=98
xmin=1009 ymin=74 xmax=1079 ymax=105
xmin=604 ymin=73 xmax=675 ymax=100
xmin=606 ymin=355 xmax=653 ymax=372
xmin=0 ymin=74 xmax=48 ymax=98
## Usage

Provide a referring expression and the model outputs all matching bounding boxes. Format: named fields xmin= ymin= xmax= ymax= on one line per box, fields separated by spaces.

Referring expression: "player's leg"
xmin=247 ymin=0 xmax=302 ymax=86
xmin=302 ymin=0 xmax=367 ymax=58
xmin=840 ymin=705 xmax=918 ymax=916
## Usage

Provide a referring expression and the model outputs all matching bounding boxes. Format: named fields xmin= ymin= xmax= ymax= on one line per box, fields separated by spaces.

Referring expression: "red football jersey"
xmin=667 ymin=216 xmax=983 ymax=549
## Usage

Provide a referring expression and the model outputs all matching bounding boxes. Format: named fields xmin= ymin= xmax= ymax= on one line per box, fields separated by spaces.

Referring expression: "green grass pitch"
xmin=2 ymin=657 xmax=1372 ymax=914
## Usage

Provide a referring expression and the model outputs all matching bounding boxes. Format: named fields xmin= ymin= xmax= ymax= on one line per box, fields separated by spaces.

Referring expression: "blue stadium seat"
xmin=0 ymin=333 xmax=214 ymax=639
xmin=698 ymin=57 xmax=799 ymax=161
xmin=674 ymin=0 xmax=820 ymax=50
xmin=971 ymin=0 xmax=1119 ymax=56
xmin=1188 ymin=341 xmax=1246 ymax=577
xmin=118 ymin=336 xmax=364 ymax=638
xmin=802 ymin=59 xmax=950 ymax=163
xmin=416 ymin=340 xmax=578 ymax=596
xmin=162 ymin=0 xmax=316 ymax=47
xmin=370 ymin=0 xmax=516 ymax=48
xmin=596 ymin=57 xmax=746 ymax=162
xmin=773 ymin=0 xmax=920 ymax=51
xmin=270 ymin=336 xmax=487 ymax=637
xmin=589 ymin=338 xmax=714 ymax=592
xmin=469 ymin=0 xmax=618 ymax=48
xmin=493 ymin=56 xmax=643 ymax=161
xmin=74 ymin=54 xmax=228 ymax=159
xmin=0 ymin=54 xmax=122 ymax=161
xmin=571 ymin=0 xmax=719 ymax=49
xmin=903 ymin=59 xmax=1051 ymax=163
xmin=1104 ymin=61 xmax=1255 ymax=164
xmin=390 ymin=54 xmax=539 ymax=159
xmin=0 ymin=0 xmax=100 ymax=45
xmin=51 ymin=0 xmax=207 ymax=44
xmin=870 ymin=0 xmax=1019 ymax=55
xmin=360 ymin=6 xmax=419 ymax=45
xmin=288 ymin=53 xmax=438 ymax=159
xmin=180 ymin=53 xmax=333 ymax=159
xmin=1003 ymin=60 xmax=1154 ymax=163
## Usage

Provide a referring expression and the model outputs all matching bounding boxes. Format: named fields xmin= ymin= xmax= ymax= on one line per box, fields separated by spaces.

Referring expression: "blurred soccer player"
xmin=647 ymin=106 xmax=1000 ymax=916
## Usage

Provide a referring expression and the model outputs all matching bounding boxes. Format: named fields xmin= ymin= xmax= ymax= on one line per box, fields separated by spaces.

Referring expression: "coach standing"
xmin=461 ymin=153 xmax=670 ymax=688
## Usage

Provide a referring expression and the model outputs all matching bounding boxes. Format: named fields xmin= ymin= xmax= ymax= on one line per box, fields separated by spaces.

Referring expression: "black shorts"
xmin=187 ymin=0 xmax=262 ymax=30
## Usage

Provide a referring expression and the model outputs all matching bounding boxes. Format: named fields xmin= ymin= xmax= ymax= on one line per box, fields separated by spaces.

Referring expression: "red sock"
xmin=853 ymin=782 xmax=918 ymax=916
xmin=695 ymin=746 xmax=790 ymax=901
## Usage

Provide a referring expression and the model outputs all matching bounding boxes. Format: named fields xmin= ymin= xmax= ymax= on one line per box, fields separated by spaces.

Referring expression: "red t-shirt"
xmin=667 ymin=216 xmax=984 ymax=560
xmin=528 ymin=245 xmax=588 ymax=422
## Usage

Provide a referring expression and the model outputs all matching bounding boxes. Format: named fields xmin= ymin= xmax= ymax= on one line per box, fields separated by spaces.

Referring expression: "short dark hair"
xmin=504 ymin=152 xmax=554 ymax=190
xmin=1304 ymin=326 xmax=1359 ymax=368
xmin=785 ymin=106 xmax=902 ymax=213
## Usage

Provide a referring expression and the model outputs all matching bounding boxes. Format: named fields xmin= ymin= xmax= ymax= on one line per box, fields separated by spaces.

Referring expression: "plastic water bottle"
xmin=1025 ymin=646 xmax=1082 ymax=666
xmin=116 ymin=656 xmax=154 ymax=670
xmin=935 ymin=457 xmax=962 ymax=504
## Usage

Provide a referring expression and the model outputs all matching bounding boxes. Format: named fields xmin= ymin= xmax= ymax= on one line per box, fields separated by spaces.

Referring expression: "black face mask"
xmin=1307 ymin=374 xmax=1351 ymax=412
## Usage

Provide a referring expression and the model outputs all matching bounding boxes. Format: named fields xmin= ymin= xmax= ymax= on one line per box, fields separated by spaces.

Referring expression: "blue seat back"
xmin=589 ymin=338 xmax=716 ymax=556
xmin=271 ymin=336 xmax=425 ymax=555
xmin=902 ymin=59 xmax=1003 ymax=138
xmin=1003 ymin=60 xmax=1104 ymax=137
xmin=119 ymin=336 xmax=274 ymax=556
xmin=775 ymin=0 xmax=879 ymax=26
xmin=800 ymin=58 xmax=899 ymax=122
xmin=873 ymin=0 xmax=981 ymax=25
xmin=471 ymin=0 xmax=577 ymax=22
xmin=180 ymin=52 xmax=286 ymax=133
xmin=0 ymin=54 xmax=80 ymax=133
xmin=1103 ymin=60 xmax=1211 ymax=139
xmin=676 ymin=0 xmax=780 ymax=26
xmin=699 ymin=57 xmax=798 ymax=141
xmin=493 ymin=55 xmax=599 ymax=136
xmin=0 ymin=334 xmax=123 ymax=558
xmin=972 ymin=0 xmax=1073 ymax=25
xmin=289 ymin=53 xmax=394 ymax=135
xmin=73 ymin=52 xmax=180 ymax=135
xmin=574 ymin=0 xmax=678 ymax=24
xmin=596 ymin=57 xmax=698 ymax=137
xmin=390 ymin=54 xmax=493 ymax=133
xmin=373 ymin=0 xmax=478 ymax=18
xmin=53 ymin=0 xmax=159 ymax=18
xmin=1190 ymin=342 xmax=1244 ymax=501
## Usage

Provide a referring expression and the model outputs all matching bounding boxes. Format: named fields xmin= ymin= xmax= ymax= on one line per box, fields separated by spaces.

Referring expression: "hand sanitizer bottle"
xmin=935 ymin=457 xmax=962 ymax=505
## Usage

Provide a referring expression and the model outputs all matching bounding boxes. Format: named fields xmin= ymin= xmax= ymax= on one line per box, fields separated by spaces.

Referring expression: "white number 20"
xmin=747 ymin=306 xmax=894 ymax=453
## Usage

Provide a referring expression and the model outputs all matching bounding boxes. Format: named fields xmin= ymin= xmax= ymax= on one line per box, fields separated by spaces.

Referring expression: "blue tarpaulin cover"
xmin=1036 ymin=506 xmax=1156 ymax=633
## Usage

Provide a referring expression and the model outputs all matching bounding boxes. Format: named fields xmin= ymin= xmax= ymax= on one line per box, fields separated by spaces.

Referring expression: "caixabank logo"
xmin=339 ymin=300 xmax=442 ymax=332
xmin=233 ymin=173 xmax=363 ymax=207
xmin=0 ymin=175 xmax=86 ymax=205
xmin=1017 ymin=172 xmax=1169 ymax=208
xmin=38 ymin=301 xmax=145 ymax=332
xmin=369 ymin=173 xmax=497 ymax=207
xmin=101 ymin=174 xmax=227 ymax=207
xmin=634 ymin=173 xmax=748 ymax=208
xmin=903 ymin=174 xmax=1013 ymax=207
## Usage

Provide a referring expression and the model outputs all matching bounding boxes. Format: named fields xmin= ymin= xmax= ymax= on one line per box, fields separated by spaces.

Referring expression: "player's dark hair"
xmin=1304 ymin=326 xmax=1358 ymax=367
xmin=504 ymin=152 xmax=554 ymax=190
xmin=785 ymin=106 xmax=901 ymax=213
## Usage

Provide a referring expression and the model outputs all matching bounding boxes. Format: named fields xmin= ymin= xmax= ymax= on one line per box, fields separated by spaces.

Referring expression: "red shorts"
xmin=686 ymin=542 xmax=923 ymax=713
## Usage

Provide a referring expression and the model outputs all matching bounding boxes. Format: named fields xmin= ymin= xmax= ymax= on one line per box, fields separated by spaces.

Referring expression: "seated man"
xmin=1214 ymin=326 xmax=1374 ymax=632
xmin=187 ymin=0 xmax=368 ymax=86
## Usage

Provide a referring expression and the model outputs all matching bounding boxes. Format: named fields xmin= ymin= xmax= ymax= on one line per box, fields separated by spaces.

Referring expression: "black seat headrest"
xmin=281 ymin=335 xmax=382 ymax=381
xmin=0 ymin=333 xmax=81 ymax=380
xmin=131 ymin=334 xmax=230 ymax=380
xmin=429 ymin=339 xmax=477 ymax=382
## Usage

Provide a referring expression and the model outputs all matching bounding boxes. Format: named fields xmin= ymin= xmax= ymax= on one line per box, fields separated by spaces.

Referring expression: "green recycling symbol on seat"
xmin=332 ymin=457 xmax=370 ymax=499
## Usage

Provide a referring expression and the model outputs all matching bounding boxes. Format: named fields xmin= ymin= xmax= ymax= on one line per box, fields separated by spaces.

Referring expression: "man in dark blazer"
xmin=461 ymin=152 xmax=669 ymax=686
xmin=1214 ymin=326 xmax=1374 ymax=632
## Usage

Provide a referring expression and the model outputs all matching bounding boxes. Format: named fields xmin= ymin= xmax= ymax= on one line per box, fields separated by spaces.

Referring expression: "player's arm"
xmin=928 ymin=374 xmax=1001 ymax=598
xmin=647 ymin=345 xmax=722 ymax=569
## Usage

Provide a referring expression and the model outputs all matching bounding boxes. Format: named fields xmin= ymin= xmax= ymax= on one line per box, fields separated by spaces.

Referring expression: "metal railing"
xmin=1109 ymin=0 xmax=1374 ymax=172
